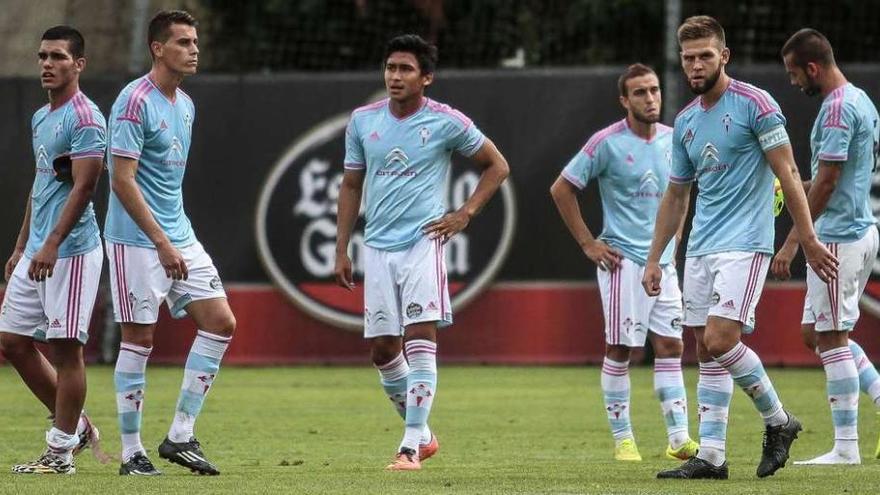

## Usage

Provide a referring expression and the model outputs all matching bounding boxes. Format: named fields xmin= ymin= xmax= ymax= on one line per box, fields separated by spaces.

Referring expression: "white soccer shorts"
xmin=597 ymin=257 xmax=683 ymax=347
xmin=362 ymin=236 xmax=452 ymax=338
xmin=0 ymin=245 xmax=103 ymax=344
xmin=803 ymin=227 xmax=879 ymax=332
xmin=106 ymin=240 xmax=227 ymax=324
xmin=683 ymin=251 xmax=770 ymax=332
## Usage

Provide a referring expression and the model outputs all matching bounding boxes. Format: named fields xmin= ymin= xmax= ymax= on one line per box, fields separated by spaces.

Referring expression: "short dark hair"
xmin=41 ymin=25 xmax=85 ymax=59
xmin=781 ymin=28 xmax=835 ymax=69
xmin=618 ymin=64 xmax=657 ymax=96
xmin=148 ymin=10 xmax=197 ymax=48
xmin=383 ymin=34 xmax=438 ymax=74
xmin=677 ymin=15 xmax=726 ymax=47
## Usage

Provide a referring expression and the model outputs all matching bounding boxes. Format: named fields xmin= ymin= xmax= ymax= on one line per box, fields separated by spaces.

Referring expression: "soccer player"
xmin=643 ymin=16 xmax=838 ymax=479
xmin=105 ymin=10 xmax=235 ymax=476
xmin=1 ymin=26 xmax=105 ymax=474
xmin=772 ymin=28 xmax=880 ymax=465
xmin=334 ymin=34 xmax=509 ymax=471
xmin=550 ymin=64 xmax=698 ymax=462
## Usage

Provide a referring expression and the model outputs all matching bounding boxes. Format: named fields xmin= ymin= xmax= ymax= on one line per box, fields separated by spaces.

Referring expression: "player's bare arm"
xmin=111 ymin=155 xmax=188 ymax=280
xmin=422 ymin=137 xmax=509 ymax=243
xmin=764 ymin=144 xmax=838 ymax=282
xmin=5 ymin=195 xmax=32 ymax=282
xmin=642 ymin=181 xmax=691 ymax=296
xmin=771 ymin=162 xmax=840 ymax=280
xmin=334 ymin=169 xmax=365 ymax=290
xmin=549 ymin=176 xmax=621 ymax=271
xmin=27 ymin=156 xmax=102 ymax=282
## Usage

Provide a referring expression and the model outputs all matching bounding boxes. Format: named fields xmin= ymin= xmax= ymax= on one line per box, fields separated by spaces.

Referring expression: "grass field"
xmin=1 ymin=365 xmax=880 ymax=494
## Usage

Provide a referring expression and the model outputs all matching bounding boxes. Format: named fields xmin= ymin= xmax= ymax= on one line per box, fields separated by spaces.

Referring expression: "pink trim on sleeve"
xmin=582 ymin=120 xmax=627 ymax=157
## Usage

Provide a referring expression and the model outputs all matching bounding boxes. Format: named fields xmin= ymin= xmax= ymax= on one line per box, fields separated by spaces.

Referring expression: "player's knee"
xmin=215 ymin=313 xmax=236 ymax=337
xmin=605 ymin=345 xmax=631 ymax=362
xmin=800 ymin=325 xmax=817 ymax=353
xmin=704 ymin=338 xmax=733 ymax=359
xmin=653 ymin=338 xmax=683 ymax=358
xmin=0 ymin=333 xmax=33 ymax=360
xmin=370 ymin=344 xmax=400 ymax=366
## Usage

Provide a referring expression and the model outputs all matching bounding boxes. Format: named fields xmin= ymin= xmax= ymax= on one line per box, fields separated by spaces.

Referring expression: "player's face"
xmin=37 ymin=40 xmax=83 ymax=91
xmin=621 ymin=74 xmax=661 ymax=124
xmin=680 ymin=37 xmax=729 ymax=95
xmin=783 ymin=54 xmax=821 ymax=97
xmin=153 ymin=23 xmax=199 ymax=76
xmin=384 ymin=52 xmax=433 ymax=102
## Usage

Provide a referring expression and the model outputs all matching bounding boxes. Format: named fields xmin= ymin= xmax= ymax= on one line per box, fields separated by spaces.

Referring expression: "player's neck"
xmin=47 ymin=82 xmax=79 ymax=111
xmin=148 ymin=66 xmax=183 ymax=100
xmin=819 ymin=68 xmax=848 ymax=98
xmin=701 ymin=72 xmax=730 ymax=109
xmin=388 ymin=95 xmax=425 ymax=119
xmin=626 ymin=115 xmax=655 ymax=141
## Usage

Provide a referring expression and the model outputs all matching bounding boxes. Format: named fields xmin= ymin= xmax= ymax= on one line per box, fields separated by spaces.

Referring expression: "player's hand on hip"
xmin=334 ymin=253 xmax=355 ymax=291
xmin=423 ymin=210 xmax=470 ymax=244
xmin=641 ymin=262 xmax=662 ymax=297
xmin=583 ymin=239 xmax=622 ymax=271
xmin=157 ymin=242 xmax=188 ymax=280
xmin=770 ymin=240 xmax=798 ymax=280
xmin=5 ymin=248 xmax=24 ymax=282
xmin=802 ymin=239 xmax=838 ymax=283
xmin=28 ymin=244 xmax=58 ymax=282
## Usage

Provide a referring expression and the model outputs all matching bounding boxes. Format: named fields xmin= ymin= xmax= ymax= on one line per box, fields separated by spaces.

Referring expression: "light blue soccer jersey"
xmin=105 ymin=76 xmax=196 ymax=248
xmin=810 ymin=83 xmax=880 ymax=243
xmin=561 ymin=119 xmax=675 ymax=265
xmin=344 ymin=97 xmax=486 ymax=251
xmin=671 ymin=79 xmax=790 ymax=256
xmin=26 ymin=92 xmax=106 ymax=259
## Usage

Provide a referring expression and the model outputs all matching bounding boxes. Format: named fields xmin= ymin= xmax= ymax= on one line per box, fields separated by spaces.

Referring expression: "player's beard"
xmin=632 ymin=110 xmax=660 ymax=125
xmin=802 ymin=74 xmax=821 ymax=97
xmin=688 ymin=66 xmax=722 ymax=95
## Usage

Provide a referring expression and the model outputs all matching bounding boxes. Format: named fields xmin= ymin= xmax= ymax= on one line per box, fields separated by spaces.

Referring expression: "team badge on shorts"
xmin=209 ymin=276 xmax=223 ymax=290
xmin=406 ymin=303 xmax=423 ymax=319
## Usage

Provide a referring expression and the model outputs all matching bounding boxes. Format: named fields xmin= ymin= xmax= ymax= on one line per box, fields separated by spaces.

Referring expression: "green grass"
xmin=1 ymin=365 xmax=880 ymax=494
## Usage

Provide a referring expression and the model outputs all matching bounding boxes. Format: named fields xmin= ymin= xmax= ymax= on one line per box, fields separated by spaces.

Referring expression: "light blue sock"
xmin=377 ymin=352 xmax=433 ymax=445
xmin=654 ymin=358 xmax=689 ymax=448
xmin=820 ymin=347 xmax=859 ymax=449
xmin=696 ymin=361 xmax=733 ymax=466
xmin=168 ymin=330 xmax=231 ymax=442
xmin=716 ymin=342 xmax=786 ymax=426
xmin=115 ymin=342 xmax=151 ymax=462
xmin=849 ymin=339 xmax=880 ymax=405
xmin=602 ymin=358 xmax=633 ymax=442
xmin=400 ymin=340 xmax=437 ymax=453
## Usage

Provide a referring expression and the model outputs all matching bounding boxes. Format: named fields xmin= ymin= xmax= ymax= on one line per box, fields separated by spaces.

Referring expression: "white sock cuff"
xmin=194 ymin=330 xmax=232 ymax=360
xmin=117 ymin=343 xmax=152 ymax=373
xmin=376 ymin=352 xmax=410 ymax=382
xmin=654 ymin=358 xmax=682 ymax=373
xmin=715 ymin=342 xmax=748 ymax=369
xmin=602 ymin=358 xmax=629 ymax=376
xmin=405 ymin=340 xmax=437 ymax=374
xmin=820 ymin=347 xmax=854 ymax=366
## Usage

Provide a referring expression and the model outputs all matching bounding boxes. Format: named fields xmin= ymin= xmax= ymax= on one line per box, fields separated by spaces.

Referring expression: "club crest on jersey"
xmin=419 ymin=126 xmax=431 ymax=146
xmin=53 ymin=122 xmax=64 ymax=138
xmin=625 ymin=153 xmax=635 ymax=164
xmin=722 ymin=113 xmax=732 ymax=133
xmin=184 ymin=113 xmax=192 ymax=128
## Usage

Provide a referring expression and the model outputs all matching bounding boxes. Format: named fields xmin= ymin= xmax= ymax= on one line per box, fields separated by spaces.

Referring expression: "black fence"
xmin=2 ymin=65 xmax=879 ymax=284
